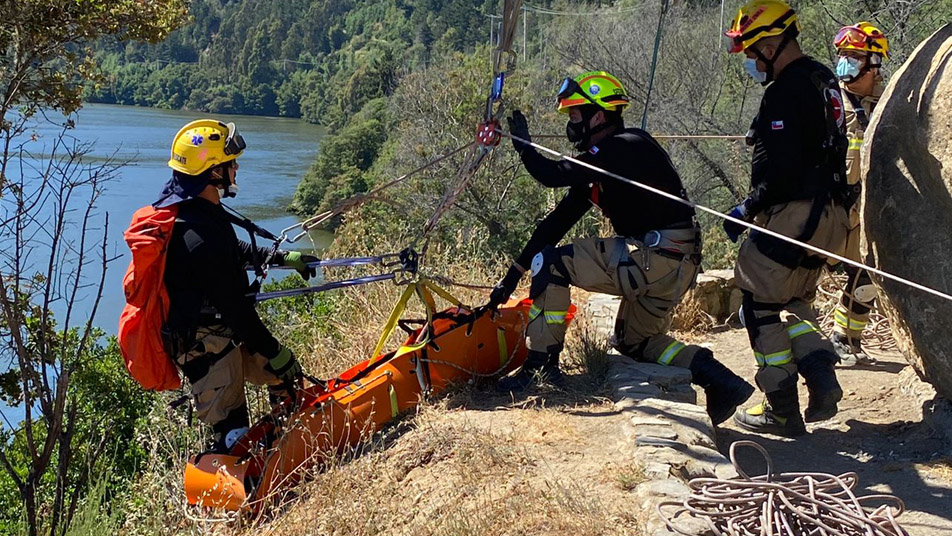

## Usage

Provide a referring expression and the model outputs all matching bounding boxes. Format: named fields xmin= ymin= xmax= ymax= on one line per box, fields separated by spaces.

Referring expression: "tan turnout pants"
xmin=831 ymin=214 xmax=874 ymax=343
xmin=174 ymin=325 xmax=284 ymax=428
xmin=527 ymin=234 xmax=702 ymax=368
xmin=734 ymin=199 xmax=849 ymax=393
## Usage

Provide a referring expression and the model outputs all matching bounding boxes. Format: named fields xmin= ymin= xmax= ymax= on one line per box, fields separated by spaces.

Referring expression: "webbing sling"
xmin=844 ymin=91 xmax=870 ymax=130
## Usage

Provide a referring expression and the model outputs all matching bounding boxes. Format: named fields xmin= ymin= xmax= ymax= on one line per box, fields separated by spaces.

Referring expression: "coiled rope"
xmin=658 ymin=441 xmax=908 ymax=536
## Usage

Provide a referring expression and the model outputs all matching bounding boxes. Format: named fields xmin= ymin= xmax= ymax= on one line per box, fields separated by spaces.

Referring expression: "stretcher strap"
xmin=369 ymin=278 xmax=466 ymax=362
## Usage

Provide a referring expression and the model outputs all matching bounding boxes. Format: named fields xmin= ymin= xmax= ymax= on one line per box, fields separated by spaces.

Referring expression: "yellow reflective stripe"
xmin=848 ymin=138 xmax=863 ymax=151
xmin=543 ymin=310 xmax=568 ymax=324
xmin=755 ymin=349 xmax=793 ymax=366
xmin=529 ymin=304 xmax=542 ymax=321
xmin=389 ymin=383 xmax=399 ymax=417
xmin=834 ymin=310 xmax=867 ymax=331
xmin=787 ymin=320 xmax=819 ymax=340
xmin=657 ymin=341 xmax=686 ymax=366
xmin=497 ymin=328 xmax=508 ymax=367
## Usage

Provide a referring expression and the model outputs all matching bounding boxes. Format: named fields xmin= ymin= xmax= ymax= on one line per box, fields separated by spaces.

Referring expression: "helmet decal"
xmin=589 ymin=84 xmax=601 ymax=96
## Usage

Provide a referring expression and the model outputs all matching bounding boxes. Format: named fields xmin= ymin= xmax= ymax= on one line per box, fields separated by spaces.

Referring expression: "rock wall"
xmin=862 ymin=23 xmax=952 ymax=399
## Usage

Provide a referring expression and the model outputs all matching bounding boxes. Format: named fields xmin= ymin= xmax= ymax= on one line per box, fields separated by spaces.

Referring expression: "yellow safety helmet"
xmin=167 ymin=119 xmax=246 ymax=176
xmin=725 ymin=0 xmax=801 ymax=54
xmin=556 ymin=71 xmax=630 ymax=114
xmin=834 ymin=22 xmax=889 ymax=60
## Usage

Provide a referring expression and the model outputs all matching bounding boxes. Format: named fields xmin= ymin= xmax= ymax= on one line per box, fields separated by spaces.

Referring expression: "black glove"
xmin=722 ymin=199 xmax=753 ymax=243
xmin=266 ymin=345 xmax=304 ymax=382
xmin=506 ymin=110 xmax=532 ymax=153
xmin=282 ymin=251 xmax=319 ymax=280
xmin=487 ymin=264 xmax=525 ymax=312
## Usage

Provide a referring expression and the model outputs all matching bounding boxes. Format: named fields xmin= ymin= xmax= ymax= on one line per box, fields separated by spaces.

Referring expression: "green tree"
xmin=0 ymin=2 xmax=187 ymax=534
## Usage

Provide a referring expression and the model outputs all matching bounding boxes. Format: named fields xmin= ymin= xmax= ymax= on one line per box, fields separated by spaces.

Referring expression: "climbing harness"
xmin=659 ymin=440 xmax=908 ymax=535
xmin=502 ymin=131 xmax=952 ymax=304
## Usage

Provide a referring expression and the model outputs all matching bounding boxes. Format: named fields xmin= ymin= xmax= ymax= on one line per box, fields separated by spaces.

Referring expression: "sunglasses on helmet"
xmin=223 ymin=122 xmax=246 ymax=156
xmin=834 ymin=25 xmax=885 ymax=51
xmin=557 ymin=78 xmax=601 ymax=107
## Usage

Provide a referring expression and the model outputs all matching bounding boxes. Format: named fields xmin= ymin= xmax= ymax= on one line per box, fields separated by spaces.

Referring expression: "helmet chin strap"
xmin=752 ymin=32 xmax=793 ymax=85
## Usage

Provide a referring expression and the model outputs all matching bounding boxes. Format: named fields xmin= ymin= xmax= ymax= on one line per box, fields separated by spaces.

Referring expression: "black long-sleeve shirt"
xmin=164 ymin=198 xmax=282 ymax=359
xmin=747 ymin=56 xmax=847 ymax=216
xmin=513 ymin=127 xmax=695 ymax=268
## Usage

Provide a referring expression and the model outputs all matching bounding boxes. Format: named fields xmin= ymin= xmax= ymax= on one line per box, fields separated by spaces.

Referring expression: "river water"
xmin=12 ymin=103 xmax=331 ymax=335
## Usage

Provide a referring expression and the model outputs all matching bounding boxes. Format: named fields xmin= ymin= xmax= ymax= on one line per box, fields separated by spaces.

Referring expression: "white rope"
xmin=503 ymin=132 xmax=952 ymax=304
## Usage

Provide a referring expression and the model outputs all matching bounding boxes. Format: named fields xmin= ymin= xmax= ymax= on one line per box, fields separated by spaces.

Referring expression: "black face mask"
xmin=566 ymin=119 xmax=590 ymax=150
xmin=566 ymin=109 xmax=615 ymax=151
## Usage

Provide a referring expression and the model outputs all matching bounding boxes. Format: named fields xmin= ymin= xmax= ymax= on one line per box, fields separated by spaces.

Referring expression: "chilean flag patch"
xmin=771 ymin=120 xmax=784 ymax=130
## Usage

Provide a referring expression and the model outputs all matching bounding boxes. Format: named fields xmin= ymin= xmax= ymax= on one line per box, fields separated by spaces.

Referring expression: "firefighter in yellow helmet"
xmin=487 ymin=71 xmax=754 ymax=426
xmin=158 ymin=119 xmax=317 ymax=453
xmin=724 ymin=0 xmax=851 ymax=436
xmin=828 ymin=23 xmax=889 ymax=365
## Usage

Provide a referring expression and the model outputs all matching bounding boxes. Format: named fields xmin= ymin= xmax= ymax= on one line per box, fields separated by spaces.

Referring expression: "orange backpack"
xmin=118 ymin=205 xmax=182 ymax=391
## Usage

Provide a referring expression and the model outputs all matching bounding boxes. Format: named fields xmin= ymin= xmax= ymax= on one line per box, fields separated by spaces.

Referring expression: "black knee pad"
xmin=741 ymin=291 xmax=783 ymax=347
xmin=529 ymin=244 xmax=573 ymax=298
xmin=754 ymin=364 xmax=798 ymax=393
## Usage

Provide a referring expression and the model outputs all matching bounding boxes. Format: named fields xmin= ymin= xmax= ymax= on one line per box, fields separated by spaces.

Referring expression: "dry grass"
xmin=254 ymin=402 xmax=643 ymax=536
xmin=562 ymin=317 xmax=612 ymax=388
xmin=915 ymin=458 xmax=952 ymax=484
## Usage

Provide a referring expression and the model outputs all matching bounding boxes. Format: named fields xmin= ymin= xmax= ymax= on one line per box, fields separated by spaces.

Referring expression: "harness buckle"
xmin=644 ymin=230 xmax=662 ymax=248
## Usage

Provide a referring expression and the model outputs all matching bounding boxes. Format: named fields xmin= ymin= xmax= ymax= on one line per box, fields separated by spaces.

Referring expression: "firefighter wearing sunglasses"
xmin=828 ymin=23 xmax=889 ymax=366
xmin=724 ymin=0 xmax=852 ymax=436
xmin=158 ymin=119 xmax=317 ymax=453
xmin=487 ymin=71 xmax=754 ymax=427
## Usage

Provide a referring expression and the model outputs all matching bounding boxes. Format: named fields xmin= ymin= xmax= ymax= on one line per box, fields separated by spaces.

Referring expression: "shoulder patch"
xmin=588 ymin=145 xmax=599 ymax=154
xmin=771 ymin=120 xmax=784 ymax=130
xmin=826 ymin=88 xmax=845 ymax=129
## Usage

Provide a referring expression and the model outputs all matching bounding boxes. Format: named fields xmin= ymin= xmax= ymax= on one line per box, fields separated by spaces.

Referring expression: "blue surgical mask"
xmin=836 ymin=56 xmax=863 ymax=82
xmin=744 ymin=58 xmax=767 ymax=84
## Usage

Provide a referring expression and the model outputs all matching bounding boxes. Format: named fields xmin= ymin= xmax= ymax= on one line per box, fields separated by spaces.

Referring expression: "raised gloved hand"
xmin=487 ymin=264 xmax=525 ymax=312
xmin=506 ymin=110 xmax=532 ymax=153
xmin=266 ymin=345 xmax=304 ymax=382
xmin=282 ymin=251 xmax=319 ymax=280
xmin=722 ymin=200 xmax=752 ymax=243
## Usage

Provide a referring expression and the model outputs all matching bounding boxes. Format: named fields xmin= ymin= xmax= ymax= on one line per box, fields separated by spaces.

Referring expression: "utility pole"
xmin=523 ymin=6 xmax=527 ymax=61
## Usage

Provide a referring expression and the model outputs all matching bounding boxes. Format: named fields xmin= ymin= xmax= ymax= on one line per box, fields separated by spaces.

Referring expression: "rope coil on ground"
xmin=658 ymin=440 xmax=908 ymax=536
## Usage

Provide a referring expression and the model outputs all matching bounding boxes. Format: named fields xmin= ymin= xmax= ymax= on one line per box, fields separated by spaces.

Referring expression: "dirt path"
xmin=701 ymin=328 xmax=952 ymax=535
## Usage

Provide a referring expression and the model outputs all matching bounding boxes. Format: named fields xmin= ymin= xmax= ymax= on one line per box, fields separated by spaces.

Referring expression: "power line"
xmin=522 ymin=2 xmax=643 ymax=16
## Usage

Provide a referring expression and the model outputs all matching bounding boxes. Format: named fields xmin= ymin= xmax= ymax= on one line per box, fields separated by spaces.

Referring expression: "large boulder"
xmin=862 ymin=23 xmax=952 ymax=399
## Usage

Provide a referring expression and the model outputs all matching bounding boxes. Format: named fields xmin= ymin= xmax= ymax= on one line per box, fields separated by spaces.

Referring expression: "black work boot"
xmin=497 ymin=350 xmax=560 ymax=393
xmin=210 ymin=405 xmax=251 ymax=454
xmin=541 ymin=351 xmax=565 ymax=387
xmin=688 ymin=349 xmax=755 ymax=426
xmin=798 ymin=350 xmax=843 ymax=423
xmin=733 ymin=388 xmax=806 ymax=437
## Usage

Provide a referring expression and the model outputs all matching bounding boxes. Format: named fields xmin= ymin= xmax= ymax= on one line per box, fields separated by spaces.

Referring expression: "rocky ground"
xmin=708 ymin=328 xmax=952 ymax=535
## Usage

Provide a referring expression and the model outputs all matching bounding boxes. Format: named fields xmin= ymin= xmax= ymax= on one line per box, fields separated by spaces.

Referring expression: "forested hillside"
xmin=86 ymin=0 xmax=500 ymax=127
